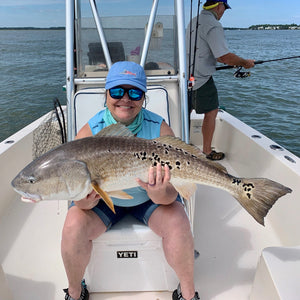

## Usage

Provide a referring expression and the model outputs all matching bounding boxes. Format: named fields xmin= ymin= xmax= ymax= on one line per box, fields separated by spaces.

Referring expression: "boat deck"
xmin=0 ymin=154 xmax=283 ymax=300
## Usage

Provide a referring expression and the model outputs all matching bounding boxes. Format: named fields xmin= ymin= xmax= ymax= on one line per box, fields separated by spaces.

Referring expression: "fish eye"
xmin=28 ymin=176 xmax=36 ymax=184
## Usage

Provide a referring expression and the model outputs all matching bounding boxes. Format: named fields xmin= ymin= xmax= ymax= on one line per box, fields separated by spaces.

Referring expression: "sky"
xmin=0 ymin=0 xmax=299 ymax=28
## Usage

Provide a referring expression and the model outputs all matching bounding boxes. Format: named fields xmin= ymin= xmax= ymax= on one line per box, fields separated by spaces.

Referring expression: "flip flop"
xmin=206 ymin=150 xmax=225 ymax=161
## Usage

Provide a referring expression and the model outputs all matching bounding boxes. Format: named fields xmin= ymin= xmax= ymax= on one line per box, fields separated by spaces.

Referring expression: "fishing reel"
xmin=233 ymin=66 xmax=251 ymax=78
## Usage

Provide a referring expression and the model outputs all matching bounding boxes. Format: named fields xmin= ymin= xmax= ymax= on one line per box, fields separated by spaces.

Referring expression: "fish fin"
xmin=170 ymin=178 xmax=197 ymax=200
xmin=108 ymin=190 xmax=133 ymax=199
xmin=95 ymin=123 xmax=134 ymax=137
xmin=155 ymin=136 xmax=203 ymax=157
xmin=155 ymin=136 xmax=227 ymax=173
xmin=91 ymin=181 xmax=116 ymax=214
xmin=231 ymin=177 xmax=292 ymax=226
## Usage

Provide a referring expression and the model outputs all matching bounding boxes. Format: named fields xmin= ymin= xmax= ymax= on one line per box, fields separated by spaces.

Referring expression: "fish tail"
xmin=232 ymin=177 xmax=292 ymax=226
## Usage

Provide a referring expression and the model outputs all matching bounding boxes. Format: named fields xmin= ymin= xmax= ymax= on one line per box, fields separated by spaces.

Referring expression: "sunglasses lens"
xmin=109 ymin=87 xmax=124 ymax=99
xmin=109 ymin=87 xmax=144 ymax=101
xmin=128 ymin=89 xmax=143 ymax=100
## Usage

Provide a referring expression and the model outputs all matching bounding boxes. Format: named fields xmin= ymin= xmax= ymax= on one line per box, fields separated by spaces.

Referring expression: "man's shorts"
xmin=70 ymin=194 xmax=183 ymax=231
xmin=192 ymin=76 xmax=219 ymax=114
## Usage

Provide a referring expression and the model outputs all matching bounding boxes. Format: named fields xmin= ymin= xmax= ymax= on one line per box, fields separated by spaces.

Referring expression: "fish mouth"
xmin=13 ymin=189 xmax=42 ymax=203
xmin=21 ymin=197 xmax=40 ymax=203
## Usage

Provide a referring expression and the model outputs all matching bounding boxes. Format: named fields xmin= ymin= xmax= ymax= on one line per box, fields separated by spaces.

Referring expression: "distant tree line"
xmin=249 ymin=24 xmax=300 ymax=30
xmin=0 ymin=27 xmax=65 ymax=30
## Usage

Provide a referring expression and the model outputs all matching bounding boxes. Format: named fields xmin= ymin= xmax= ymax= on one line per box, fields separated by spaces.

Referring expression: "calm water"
xmin=0 ymin=29 xmax=299 ymax=157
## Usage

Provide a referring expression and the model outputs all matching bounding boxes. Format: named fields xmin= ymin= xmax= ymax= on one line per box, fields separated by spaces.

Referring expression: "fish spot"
xmin=134 ymin=152 xmax=140 ymax=159
xmin=242 ymin=183 xmax=255 ymax=200
xmin=243 ymin=183 xmax=255 ymax=189
xmin=165 ymin=150 xmax=169 ymax=155
xmin=232 ymin=178 xmax=242 ymax=185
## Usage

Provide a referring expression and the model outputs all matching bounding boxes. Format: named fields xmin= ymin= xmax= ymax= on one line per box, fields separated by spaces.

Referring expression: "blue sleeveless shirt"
xmin=88 ymin=108 xmax=164 ymax=207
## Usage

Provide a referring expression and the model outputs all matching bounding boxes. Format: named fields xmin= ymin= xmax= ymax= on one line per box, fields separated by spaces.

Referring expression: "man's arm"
xmin=217 ymin=52 xmax=255 ymax=69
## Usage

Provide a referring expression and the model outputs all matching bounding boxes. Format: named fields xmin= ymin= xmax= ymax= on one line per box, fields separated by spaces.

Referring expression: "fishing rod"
xmin=187 ymin=0 xmax=201 ymax=123
xmin=216 ymin=55 xmax=300 ymax=71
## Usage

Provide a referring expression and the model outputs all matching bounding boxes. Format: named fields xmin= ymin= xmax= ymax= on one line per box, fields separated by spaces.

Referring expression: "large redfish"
xmin=11 ymin=123 xmax=292 ymax=225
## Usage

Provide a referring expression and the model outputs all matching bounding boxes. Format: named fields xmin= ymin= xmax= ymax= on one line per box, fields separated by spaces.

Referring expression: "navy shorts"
xmin=192 ymin=76 xmax=219 ymax=114
xmin=70 ymin=194 xmax=183 ymax=230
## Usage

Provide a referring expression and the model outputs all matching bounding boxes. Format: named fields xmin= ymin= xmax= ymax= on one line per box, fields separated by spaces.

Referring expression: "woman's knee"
xmin=150 ymin=202 xmax=191 ymax=236
xmin=62 ymin=206 xmax=105 ymax=241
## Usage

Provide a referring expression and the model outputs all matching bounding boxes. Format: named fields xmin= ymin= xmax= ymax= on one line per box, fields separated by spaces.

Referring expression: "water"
xmin=215 ymin=30 xmax=300 ymax=157
xmin=0 ymin=29 xmax=299 ymax=157
xmin=0 ymin=30 xmax=66 ymax=141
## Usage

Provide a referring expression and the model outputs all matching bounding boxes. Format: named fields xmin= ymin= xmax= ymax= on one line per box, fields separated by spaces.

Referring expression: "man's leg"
xmin=202 ymin=108 xmax=218 ymax=155
xmin=61 ymin=206 xmax=107 ymax=299
xmin=148 ymin=201 xmax=195 ymax=300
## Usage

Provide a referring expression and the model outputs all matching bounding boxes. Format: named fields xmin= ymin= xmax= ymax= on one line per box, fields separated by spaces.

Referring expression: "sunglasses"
xmin=109 ymin=86 xmax=144 ymax=101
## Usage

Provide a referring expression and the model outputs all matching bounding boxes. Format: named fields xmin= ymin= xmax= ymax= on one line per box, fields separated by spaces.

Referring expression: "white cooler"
xmin=84 ymin=215 xmax=178 ymax=292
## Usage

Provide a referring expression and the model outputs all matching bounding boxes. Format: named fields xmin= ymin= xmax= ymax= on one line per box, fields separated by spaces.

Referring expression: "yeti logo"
xmin=117 ymin=251 xmax=138 ymax=258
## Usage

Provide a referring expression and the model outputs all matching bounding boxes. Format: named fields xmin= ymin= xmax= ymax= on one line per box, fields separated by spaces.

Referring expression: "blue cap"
xmin=105 ymin=61 xmax=147 ymax=92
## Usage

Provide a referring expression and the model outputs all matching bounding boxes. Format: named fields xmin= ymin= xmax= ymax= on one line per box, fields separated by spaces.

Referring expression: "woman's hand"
xmin=74 ymin=190 xmax=100 ymax=210
xmin=136 ymin=163 xmax=178 ymax=205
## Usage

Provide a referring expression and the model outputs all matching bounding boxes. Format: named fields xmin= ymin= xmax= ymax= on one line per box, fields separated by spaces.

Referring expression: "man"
xmin=187 ymin=0 xmax=255 ymax=160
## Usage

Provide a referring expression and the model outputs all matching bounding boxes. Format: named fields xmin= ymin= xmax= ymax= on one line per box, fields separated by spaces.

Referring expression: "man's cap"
xmin=105 ymin=61 xmax=147 ymax=92
xmin=203 ymin=0 xmax=231 ymax=10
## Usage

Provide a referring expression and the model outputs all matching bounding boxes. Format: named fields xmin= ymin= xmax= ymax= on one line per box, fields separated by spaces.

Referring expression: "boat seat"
xmin=250 ymin=245 xmax=300 ymax=300
xmin=74 ymin=85 xmax=170 ymax=135
xmin=74 ymin=85 xmax=191 ymax=292
xmin=87 ymin=42 xmax=125 ymax=65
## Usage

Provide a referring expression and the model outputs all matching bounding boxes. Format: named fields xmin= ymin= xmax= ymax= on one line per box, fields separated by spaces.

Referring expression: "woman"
xmin=61 ymin=61 xmax=199 ymax=300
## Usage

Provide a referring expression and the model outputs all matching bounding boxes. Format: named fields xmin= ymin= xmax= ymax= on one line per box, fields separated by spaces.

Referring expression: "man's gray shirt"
xmin=186 ymin=10 xmax=229 ymax=89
